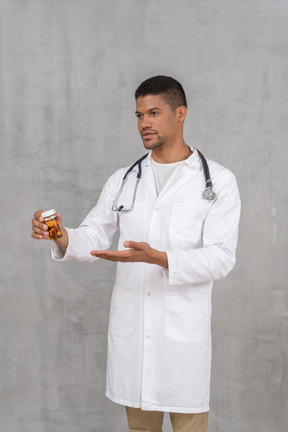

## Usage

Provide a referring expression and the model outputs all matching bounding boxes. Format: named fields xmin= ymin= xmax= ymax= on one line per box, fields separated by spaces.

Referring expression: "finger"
xmin=32 ymin=229 xmax=50 ymax=240
xmin=32 ymin=225 xmax=49 ymax=236
xmin=34 ymin=210 xmax=45 ymax=223
xmin=90 ymin=250 xmax=129 ymax=261
xmin=32 ymin=219 xmax=49 ymax=236
xmin=31 ymin=231 xmax=49 ymax=240
xmin=31 ymin=217 xmax=50 ymax=240
xmin=90 ymin=250 xmax=117 ymax=258
xmin=90 ymin=252 xmax=117 ymax=261
xmin=91 ymin=250 xmax=105 ymax=257
xmin=31 ymin=232 xmax=43 ymax=240
xmin=32 ymin=217 xmax=48 ymax=229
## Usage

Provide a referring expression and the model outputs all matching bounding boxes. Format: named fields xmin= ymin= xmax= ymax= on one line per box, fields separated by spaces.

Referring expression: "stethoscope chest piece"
xmin=203 ymin=186 xmax=216 ymax=200
xmin=197 ymin=149 xmax=216 ymax=201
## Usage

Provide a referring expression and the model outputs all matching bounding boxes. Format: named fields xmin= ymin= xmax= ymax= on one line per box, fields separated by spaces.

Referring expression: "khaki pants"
xmin=125 ymin=407 xmax=209 ymax=432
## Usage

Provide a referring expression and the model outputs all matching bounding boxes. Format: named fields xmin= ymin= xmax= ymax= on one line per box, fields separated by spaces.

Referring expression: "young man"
xmin=32 ymin=76 xmax=241 ymax=432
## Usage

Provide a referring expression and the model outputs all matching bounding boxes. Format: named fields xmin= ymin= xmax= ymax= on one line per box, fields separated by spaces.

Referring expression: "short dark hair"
xmin=135 ymin=75 xmax=187 ymax=110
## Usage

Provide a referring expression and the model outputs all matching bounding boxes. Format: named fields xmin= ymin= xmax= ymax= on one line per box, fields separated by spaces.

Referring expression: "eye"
xmin=136 ymin=114 xmax=143 ymax=119
xmin=151 ymin=111 xmax=159 ymax=116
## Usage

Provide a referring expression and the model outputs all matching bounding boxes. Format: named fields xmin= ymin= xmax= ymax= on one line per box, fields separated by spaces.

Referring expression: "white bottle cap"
xmin=41 ymin=209 xmax=56 ymax=218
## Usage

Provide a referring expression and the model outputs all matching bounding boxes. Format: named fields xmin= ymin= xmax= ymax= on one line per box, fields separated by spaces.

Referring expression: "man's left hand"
xmin=90 ymin=241 xmax=168 ymax=268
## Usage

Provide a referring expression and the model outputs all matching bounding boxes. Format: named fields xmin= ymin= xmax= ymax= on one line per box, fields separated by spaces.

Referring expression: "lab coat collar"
xmin=142 ymin=147 xmax=202 ymax=170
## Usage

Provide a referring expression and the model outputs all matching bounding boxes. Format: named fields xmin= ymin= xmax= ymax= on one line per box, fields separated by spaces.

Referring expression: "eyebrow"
xmin=135 ymin=107 xmax=163 ymax=114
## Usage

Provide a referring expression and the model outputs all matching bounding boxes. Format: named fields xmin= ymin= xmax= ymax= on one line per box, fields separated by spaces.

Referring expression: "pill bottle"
xmin=41 ymin=209 xmax=63 ymax=240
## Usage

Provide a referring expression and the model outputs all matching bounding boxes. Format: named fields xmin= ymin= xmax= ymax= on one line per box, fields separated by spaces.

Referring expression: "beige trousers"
xmin=125 ymin=406 xmax=209 ymax=432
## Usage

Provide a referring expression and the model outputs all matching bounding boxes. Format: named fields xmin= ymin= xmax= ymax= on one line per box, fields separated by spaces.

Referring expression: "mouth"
xmin=141 ymin=131 xmax=157 ymax=139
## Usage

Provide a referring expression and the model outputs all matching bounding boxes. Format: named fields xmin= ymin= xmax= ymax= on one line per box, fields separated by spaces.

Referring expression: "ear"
xmin=177 ymin=106 xmax=187 ymax=123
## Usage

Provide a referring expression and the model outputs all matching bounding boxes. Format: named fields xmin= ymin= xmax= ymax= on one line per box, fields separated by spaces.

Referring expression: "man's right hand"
xmin=31 ymin=210 xmax=51 ymax=240
xmin=31 ymin=210 xmax=69 ymax=252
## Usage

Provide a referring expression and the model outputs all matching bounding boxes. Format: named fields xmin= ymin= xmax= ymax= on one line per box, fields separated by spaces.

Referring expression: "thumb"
xmin=56 ymin=212 xmax=63 ymax=226
xmin=123 ymin=241 xmax=138 ymax=249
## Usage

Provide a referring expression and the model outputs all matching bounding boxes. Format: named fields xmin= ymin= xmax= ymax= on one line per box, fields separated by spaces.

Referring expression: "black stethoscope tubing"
xmin=122 ymin=153 xmax=149 ymax=181
xmin=112 ymin=149 xmax=216 ymax=213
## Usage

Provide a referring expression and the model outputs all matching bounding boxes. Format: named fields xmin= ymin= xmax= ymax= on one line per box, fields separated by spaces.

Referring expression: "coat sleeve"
xmin=164 ymin=172 xmax=241 ymax=285
xmin=51 ymin=173 xmax=120 ymax=262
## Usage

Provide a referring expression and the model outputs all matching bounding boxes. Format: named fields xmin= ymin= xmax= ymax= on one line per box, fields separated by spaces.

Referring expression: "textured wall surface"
xmin=0 ymin=0 xmax=287 ymax=431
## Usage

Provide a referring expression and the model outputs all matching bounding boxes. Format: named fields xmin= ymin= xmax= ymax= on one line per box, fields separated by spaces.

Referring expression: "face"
xmin=135 ymin=95 xmax=184 ymax=150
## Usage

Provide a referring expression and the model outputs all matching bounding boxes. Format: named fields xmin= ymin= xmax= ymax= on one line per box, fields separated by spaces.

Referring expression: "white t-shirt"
xmin=151 ymin=158 xmax=183 ymax=195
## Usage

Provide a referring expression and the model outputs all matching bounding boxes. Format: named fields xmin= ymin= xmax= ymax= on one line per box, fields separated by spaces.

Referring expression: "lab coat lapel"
xmin=155 ymin=149 xmax=202 ymax=203
xmin=138 ymin=148 xmax=202 ymax=203
xmin=141 ymin=153 xmax=158 ymax=200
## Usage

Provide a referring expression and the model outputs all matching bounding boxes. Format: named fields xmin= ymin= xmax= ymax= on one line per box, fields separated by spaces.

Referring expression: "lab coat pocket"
xmin=109 ymin=286 xmax=134 ymax=337
xmin=165 ymin=291 xmax=209 ymax=344
xmin=170 ymin=203 xmax=208 ymax=248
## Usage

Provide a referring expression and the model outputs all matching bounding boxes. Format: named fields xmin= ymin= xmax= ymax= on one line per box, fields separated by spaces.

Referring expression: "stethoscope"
xmin=112 ymin=149 xmax=216 ymax=213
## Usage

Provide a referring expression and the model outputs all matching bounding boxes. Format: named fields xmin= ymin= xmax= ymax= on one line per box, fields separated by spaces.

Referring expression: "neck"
xmin=151 ymin=141 xmax=192 ymax=164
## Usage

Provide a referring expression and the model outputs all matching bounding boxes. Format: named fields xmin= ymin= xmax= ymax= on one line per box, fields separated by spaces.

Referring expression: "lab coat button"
xmin=155 ymin=207 xmax=159 ymax=211
xmin=146 ymin=335 xmax=151 ymax=339
xmin=147 ymin=292 xmax=151 ymax=296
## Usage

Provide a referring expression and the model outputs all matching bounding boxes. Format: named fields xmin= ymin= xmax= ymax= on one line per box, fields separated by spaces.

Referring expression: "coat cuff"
xmin=51 ymin=227 xmax=71 ymax=261
xmin=163 ymin=251 xmax=178 ymax=285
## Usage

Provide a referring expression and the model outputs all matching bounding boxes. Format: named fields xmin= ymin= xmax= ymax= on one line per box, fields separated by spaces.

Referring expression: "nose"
xmin=141 ymin=114 xmax=152 ymax=130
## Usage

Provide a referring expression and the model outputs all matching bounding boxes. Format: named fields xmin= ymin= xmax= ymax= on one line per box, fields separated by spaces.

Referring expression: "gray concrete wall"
xmin=0 ymin=0 xmax=287 ymax=431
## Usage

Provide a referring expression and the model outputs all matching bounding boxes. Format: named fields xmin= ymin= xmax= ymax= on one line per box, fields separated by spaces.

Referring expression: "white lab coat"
xmin=52 ymin=149 xmax=241 ymax=413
